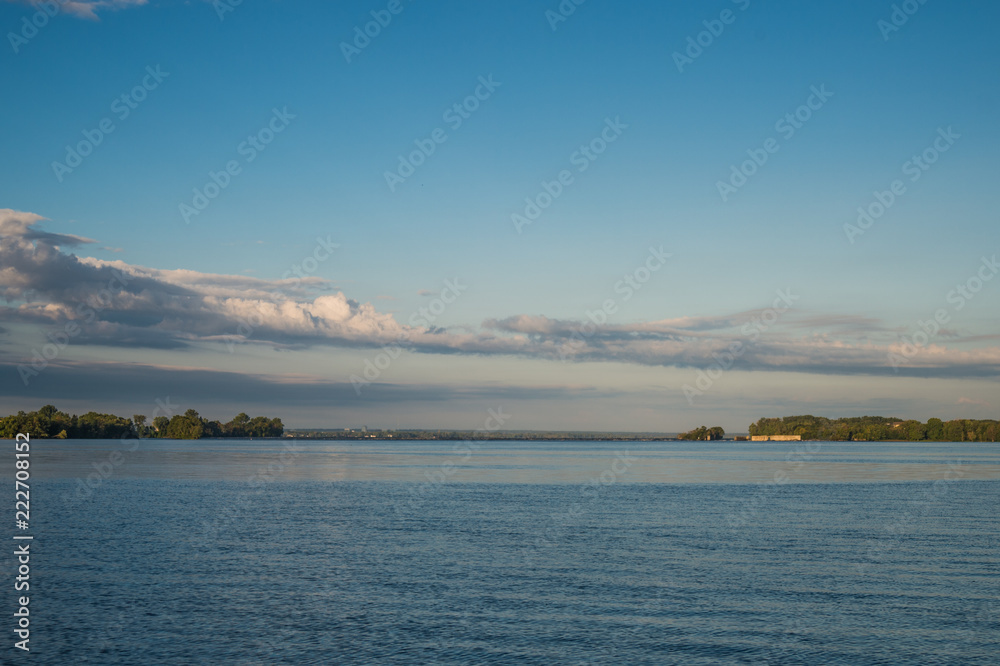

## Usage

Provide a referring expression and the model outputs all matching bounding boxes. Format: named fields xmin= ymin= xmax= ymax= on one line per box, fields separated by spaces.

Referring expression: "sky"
xmin=1 ymin=0 xmax=999 ymax=432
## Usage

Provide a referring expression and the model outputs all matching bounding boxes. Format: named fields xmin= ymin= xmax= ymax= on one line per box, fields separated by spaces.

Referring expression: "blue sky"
xmin=1 ymin=0 xmax=999 ymax=431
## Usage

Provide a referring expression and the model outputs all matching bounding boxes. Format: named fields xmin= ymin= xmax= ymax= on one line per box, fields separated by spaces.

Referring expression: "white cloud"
xmin=3 ymin=209 xmax=1000 ymax=379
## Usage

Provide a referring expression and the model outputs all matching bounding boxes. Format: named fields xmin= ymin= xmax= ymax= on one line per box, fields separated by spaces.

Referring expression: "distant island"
xmin=0 ymin=405 xmax=283 ymax=440
xmin=678 ymin=426 xmax=725 ymax=441
xmin=3 ymin=406 xmax=997 ymax=443
xmin=748 ymin=415 xmax=999 ymax=442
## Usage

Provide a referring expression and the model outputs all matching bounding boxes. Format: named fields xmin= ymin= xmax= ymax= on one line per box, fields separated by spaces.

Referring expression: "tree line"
xmin=679 ymin=426 xmax=725 ymax=441
xmin=748 ymin=415 xmax=999 ymax=442
xmin=0 ymin=405 xmax=283 ymax=440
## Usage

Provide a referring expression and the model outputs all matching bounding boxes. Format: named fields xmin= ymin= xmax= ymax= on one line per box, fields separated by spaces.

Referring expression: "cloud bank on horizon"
xmin=3 ymin=209 xmax=999 ymax=382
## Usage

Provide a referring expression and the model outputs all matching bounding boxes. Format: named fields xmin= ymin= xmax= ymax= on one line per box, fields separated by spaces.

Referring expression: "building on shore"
xmin=750 ymin=435 xmax=802 ymax=441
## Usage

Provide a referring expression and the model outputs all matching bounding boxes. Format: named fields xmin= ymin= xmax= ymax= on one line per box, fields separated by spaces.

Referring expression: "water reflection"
xmin=29 ymin=439 xmax=1000 ymax=483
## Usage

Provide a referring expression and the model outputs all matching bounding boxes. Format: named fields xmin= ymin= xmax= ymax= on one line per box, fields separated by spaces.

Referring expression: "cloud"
xmin=0 ymin=209 xmax=94 ymax=247
xmin=784 ymin=314 xmax=896 ymax=335
xmin=1 ymin=209 xmax=406 ymax=350
xmin=4 ymin=208 xmax=1000 ymax=380
xmin=4 ymin=0 xmax=149 ymax=20
xmin=957 ymin=396 xmax=990 ymax=407
xmin=483 ymin=313 xmax=730 ymax=338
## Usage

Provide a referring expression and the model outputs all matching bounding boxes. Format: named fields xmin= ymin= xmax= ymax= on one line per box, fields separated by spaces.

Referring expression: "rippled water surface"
xmin=16 ymin=440 xmax=1000 ymax=663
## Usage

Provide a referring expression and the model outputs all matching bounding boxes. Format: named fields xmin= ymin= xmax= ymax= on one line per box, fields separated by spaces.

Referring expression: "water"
xmin=13 ymin=440 xmax=1000 ymax=663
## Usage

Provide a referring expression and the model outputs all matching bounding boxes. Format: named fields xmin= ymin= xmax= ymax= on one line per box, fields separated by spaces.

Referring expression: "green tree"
xmin=152 ymin=416 xmax=170 ymax=437
xmin=904 ymin=420 xmax=926 ymax=441
xmin=74 ymin=412 xmax=133 ymax=438
xmin=679 ymin=426 xmax=706 ymax=441
xmin=167 ymin=409 xmax=205 ymax=439
xmin=226 ymin=413 xmax=251 ymax=437
xmin=202 ymin=420 xmax=223 ymax=438
xmin=943 ymin=421 xmax=964 ymax=442
xmin=1 ymin=406 xmax=286 ymax=440
xmin=249 ymin=416 xmax=270 ymax=437
xmin=679 ymin=426 xmax=724 ymax=441
xmin=133 ymin=415 xmax=148 ymax=438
